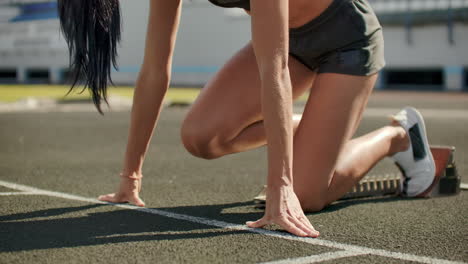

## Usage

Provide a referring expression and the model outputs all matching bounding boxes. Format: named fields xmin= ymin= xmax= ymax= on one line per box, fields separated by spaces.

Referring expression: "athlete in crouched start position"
xmin=58 ymin=0 xmax=436 ymax=237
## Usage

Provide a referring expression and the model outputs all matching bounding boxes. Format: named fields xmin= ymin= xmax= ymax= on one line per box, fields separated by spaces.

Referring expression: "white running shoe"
xmin=390 ymin=107 xmax=436 ymax=197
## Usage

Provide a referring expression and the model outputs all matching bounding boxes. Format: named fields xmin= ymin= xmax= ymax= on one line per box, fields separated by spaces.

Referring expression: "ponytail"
xmin=58 ymin=0 xmax=121 ymax=114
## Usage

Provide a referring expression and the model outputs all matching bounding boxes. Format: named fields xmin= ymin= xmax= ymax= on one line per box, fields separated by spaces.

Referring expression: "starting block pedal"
xmin=253 ymin=145 xmax=461 ymax=206
xmin=422 ymin=145 xmax=461 ymax=197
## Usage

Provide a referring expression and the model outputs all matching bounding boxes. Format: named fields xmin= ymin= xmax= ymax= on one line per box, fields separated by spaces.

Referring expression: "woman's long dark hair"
xmin=58 ymin=0 xmax=121 ymax=114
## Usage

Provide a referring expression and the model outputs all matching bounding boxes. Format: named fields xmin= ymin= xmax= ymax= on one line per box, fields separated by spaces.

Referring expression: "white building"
xmin=0 ymin=0 xmax=467 ymax=91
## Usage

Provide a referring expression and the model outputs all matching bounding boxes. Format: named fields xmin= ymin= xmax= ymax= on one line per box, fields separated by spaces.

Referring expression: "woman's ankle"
xmin=388 ymin=125 xmax=409 ymax=156
xmin=118 ymin=177 xmax=141 ymax=194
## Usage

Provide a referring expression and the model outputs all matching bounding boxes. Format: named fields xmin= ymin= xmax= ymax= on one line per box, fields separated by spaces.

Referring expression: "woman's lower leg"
xmin=323 ymin=125 xmax=409 ymax=205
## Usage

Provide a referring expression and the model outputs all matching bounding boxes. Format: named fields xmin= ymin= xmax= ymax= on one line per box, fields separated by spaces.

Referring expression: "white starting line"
xmin=0 ymin=179 xmax=465 ymax=264
xmin=0 ymin=191 xmax=40 ymax=196
xmin=258 ymin=250 xmax=366 ymax=264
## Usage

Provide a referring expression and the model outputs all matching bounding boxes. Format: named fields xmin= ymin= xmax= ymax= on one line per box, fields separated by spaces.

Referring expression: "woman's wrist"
xmin=120 ymin=171 xmax=143 ymax=179
xmin=267 ymin=178 xmax=294 ymax=194
xmin=267 ymin=176 xmax=292 ymax=188
xmin=267 ymin=164 xmax=294 ymax=189
xmin=265 ymin=183 xmax=296 ymax=207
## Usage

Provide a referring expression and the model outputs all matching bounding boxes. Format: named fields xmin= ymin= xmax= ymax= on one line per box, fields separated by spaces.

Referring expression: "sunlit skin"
xmin=99 ymin=0 xmax=409 ymax=237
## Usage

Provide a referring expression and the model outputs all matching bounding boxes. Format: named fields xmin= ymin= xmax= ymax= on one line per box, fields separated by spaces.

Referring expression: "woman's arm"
xmin=246 ymin=0 xmax=319 ymax=237
xmin=99 ymin=0 xmax=182 ymax=206
xmin=122 ymin=0 xmax=182 ymax=177
xmin=251 ymin=0 xmax=292 ymax=196
xmin=122 ymin=0 xmax=182 ymax=176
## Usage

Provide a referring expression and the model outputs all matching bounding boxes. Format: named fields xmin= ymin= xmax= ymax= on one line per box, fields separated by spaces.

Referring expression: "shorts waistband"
xmin=289 ymin=0 xmax=348 ymax=35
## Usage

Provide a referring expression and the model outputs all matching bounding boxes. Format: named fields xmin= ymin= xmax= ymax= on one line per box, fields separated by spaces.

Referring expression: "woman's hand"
xmin=98 ymin=173 xmax=145 ymax=207
xmin=247 ymin=185 xmax=319 ymax=237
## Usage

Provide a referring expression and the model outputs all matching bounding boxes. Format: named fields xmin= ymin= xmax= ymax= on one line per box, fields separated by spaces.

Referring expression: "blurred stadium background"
xmin=0 ymin=0 xmax=467 ymax=91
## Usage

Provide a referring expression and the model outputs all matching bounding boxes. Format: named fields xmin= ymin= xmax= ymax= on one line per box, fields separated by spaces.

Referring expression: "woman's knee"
xmin=180 ymin=116 xmax=225 ymax=160
xmin=295 ymin=190 xmax=326 ymax=212
xmin=296 ymin=169 xmax=354 ymax=212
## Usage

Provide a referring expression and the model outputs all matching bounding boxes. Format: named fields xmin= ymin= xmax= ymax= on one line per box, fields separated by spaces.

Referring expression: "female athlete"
xmin=58 ymin=0 xmax=436 ymax=237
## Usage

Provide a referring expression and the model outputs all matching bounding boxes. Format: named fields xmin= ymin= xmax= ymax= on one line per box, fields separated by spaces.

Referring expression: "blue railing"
xmin=368 ymin=0 xmax=468 ymax=25
xmin=368 ymin=0 xmax=468 ymax=44
xmin=368 ymin=0 xmax=468 ymax=14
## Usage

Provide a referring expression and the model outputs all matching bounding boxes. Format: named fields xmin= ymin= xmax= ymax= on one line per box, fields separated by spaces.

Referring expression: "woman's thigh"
xmin=292 ymin=72 xmax=377 ymax=211
xmin=181 ymin=41 xmax=316 ymax=155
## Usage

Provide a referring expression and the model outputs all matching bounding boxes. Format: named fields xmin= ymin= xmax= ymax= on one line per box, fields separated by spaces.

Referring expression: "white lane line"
xmin=0 ymin=180 xmax=465 ymax=264
xmin=258 ymin=250 xmax=365 ymax=264
xmin=0 ymin=191 xmax=39 ymax=196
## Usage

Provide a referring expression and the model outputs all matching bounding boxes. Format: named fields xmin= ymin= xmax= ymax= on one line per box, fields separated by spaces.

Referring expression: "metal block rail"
xmin=253 ymin=146 xmax=461 ymax=206
xmin=339 ymin=174 xmax=400 ymax=200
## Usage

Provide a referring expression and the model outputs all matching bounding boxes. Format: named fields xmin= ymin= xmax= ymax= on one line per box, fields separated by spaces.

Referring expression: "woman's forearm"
xmin=250 ymin=0 xmax=293 ymax=187
xmin=261 ymin=70 xmax=294 ymax=188
xmin=121 ymin=0 xmax=182 ymax=177
xmin=121 ymin=76 xmax=168 ymax=177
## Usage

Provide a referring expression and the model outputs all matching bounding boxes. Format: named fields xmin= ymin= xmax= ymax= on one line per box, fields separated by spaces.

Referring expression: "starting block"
xmin=253 ymin=145 xmax=461 ymax=206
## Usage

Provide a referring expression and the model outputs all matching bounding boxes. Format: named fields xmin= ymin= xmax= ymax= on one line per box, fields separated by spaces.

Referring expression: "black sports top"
xmin=208 ymin=0 xmax=250 ymax=11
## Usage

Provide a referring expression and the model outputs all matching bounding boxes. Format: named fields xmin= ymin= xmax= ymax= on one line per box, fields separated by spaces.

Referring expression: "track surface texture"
xmin=1 ymin=91 xmax=467 ymax=263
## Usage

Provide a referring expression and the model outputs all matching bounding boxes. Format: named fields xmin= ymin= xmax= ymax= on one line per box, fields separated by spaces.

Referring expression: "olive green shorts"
xmin=289 ymin=0 xmax=385 ymax=76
